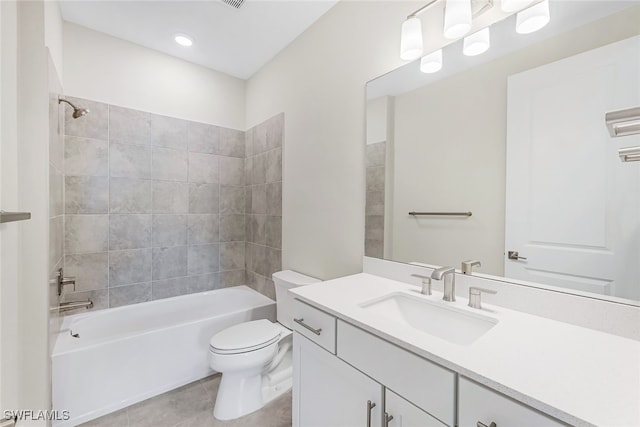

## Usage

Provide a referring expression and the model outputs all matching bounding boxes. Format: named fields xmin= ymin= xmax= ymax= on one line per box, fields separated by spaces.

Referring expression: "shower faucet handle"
xmin=56 ymin=268 xmax=76 ymax=296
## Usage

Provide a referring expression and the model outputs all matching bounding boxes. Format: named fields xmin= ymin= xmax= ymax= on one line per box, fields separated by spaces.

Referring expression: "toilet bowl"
xmin=208 ymin=270 xmax=320 ymax=420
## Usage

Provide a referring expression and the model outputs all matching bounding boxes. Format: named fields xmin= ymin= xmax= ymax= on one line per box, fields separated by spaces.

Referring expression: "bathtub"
xmin=52 ymin=285 xmax=276 ymax=427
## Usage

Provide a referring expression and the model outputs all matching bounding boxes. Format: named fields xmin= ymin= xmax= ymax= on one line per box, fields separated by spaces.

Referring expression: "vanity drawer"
xmin=292 ymin=300 xmax=336 ymax=354
xmin=458 ymin=377 xmax=567 ymax=427
xmin=337 ymin=320 xmax=455 ymax=426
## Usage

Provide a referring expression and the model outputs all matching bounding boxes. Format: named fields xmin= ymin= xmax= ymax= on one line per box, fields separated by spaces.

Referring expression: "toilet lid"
xmin=209 ymin=319 xmax=281 ymax=354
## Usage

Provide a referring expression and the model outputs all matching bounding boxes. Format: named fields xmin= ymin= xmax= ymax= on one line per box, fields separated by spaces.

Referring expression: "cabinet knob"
xmin=477 ymin=422 xmax=497 ymax=427
xmin=366 ymin=401 xmax=376 ymax=427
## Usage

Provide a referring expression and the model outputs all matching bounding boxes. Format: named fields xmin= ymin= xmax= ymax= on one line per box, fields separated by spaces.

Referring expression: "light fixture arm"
xmin=407 ymin=0 xmax=440 ymax=19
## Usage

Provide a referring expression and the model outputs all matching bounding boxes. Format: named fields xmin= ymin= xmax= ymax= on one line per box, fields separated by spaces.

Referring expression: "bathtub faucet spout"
xmin=50 ymin=299 xmax=93 ymax=313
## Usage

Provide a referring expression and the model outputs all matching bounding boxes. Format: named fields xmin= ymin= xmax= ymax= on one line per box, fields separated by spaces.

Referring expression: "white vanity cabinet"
xmin=293 ymin=332 xmax=384 ymax=427
xmin=385 ymin=390 xmax=448 ymax=427
xmin=458 ymin=377 xmax=567 ymax=427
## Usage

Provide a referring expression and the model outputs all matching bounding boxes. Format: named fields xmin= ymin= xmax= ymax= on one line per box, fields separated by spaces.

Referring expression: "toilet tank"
xmin=273 ymin=270 xmax=321 ymax=329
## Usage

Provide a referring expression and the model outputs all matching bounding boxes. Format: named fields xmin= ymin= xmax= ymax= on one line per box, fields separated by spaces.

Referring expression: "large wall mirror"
xmin=365 ymin=1 xmax=640 ymax=305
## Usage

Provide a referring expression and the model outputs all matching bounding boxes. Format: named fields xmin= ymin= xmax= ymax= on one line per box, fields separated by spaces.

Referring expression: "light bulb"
xmin=463 ymin=27 xmax=490 ymax=56
xmin=174 ymin=34 xmax=193 ymax=47
xmin=501 ymin=0 xmax=535 ymax=13
xmin=516 ymin=0 xmax=550 ymax=34
xmin=420 ymin=50 xmax=443 ymax=74
xmin=400 ymin=17 xmax=424 ymax=60
xmin=444 ymin=0 xmax=472 ymax=39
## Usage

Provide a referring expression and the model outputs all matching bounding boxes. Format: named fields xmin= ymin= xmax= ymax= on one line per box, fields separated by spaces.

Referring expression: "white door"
xmin=293 ymin=332 xmax=383 ymax=427
xmin=505 ymin=36 xmax=640 ymax=300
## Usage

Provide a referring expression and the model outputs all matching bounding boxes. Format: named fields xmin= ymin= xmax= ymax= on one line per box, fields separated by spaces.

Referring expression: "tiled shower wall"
xmin=61 ymin=97 xmax=281 ymax=309
xmin=244 ymin=114 xmax=283 ymax=300
xmin=365 ymin=141 xmax=386 ymax=258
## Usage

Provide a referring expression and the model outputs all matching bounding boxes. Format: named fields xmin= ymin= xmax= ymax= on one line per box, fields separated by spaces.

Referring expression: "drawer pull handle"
xmin=477 ymin=422 xmax=497 ymax=427
xmin=384 ymin=412 xmax=394 ymax=426
xmin=366 ymin=400 xmax=376 ymax=427
xmin=294 ymin=318 xmax=322 ymax=335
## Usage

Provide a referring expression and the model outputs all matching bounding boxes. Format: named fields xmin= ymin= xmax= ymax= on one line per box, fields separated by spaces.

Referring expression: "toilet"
xmin=208 ymin=270 xmax=320 ymax=420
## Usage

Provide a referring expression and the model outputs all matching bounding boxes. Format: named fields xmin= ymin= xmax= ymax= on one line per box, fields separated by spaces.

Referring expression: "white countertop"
xmin=290 ymin=273 xmax=640 ymax=427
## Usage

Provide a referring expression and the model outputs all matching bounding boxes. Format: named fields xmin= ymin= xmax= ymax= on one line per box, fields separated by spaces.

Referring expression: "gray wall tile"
xmin=220 ymin=242 xmax=245 ymax=271
xmin=65 ymin=253 xmax=109 ymax=292
xmin=65 ymin=176 xmax=109 ymax=214
xmin=150 ymin=114 xmax=188 ymax=150
xmin=252 ymin=153 xmax=266 ymax=185
xmin=245 ymin=242 xmax=253 ymax=272
xmin=220 ymin=270 xmax=245 ymax=287
xmin=266 ymin=182 xmax=282 ymax=216
xmin=188 ymin=214 xmax=219 ymax=245
xmin=366 ymin=142 xmax=386 ymax=167
xmin=109 ymin=249 xmax=152 ymax=287
xmin=50 ymin=216 xmax=64 ymax=270
xmin=267 ymin=247 xmax=282 ymax=277
xmin=188 ymin=244 xmax=220 ymax=275
xmin=152 ymin=148 xmax=188 ymax=182
xmin=152 ymin=246 xmax=188 ymax=280
xmin=265 ymin=216 xmax=282 ymax=249
xmin=251 ymin=184 xmax=267 ymax=214
xmin=65 ymin=136 xmax=108 ymax=177
xmin=152 ymin=277 xmax=189 ymax=300
xmin=109 ymin=214 xmax=151 ymax=250
xmin=365 ymin=215 xmax=384 ymax=241
xmin=189 ymin=273 xmax=220 ymax=293
xmin=245 ymin=128 xmax=254 ymax=157
xmin=153 ymin=214 xmax=187 ymax=247
xmin=266 ymin=148 xmax=282 ymax=183
xmin=365 ymin=191 xmax=385 ymax=216
xmin=188 ymin=122 xmax=219 ymax=154
xmin=153 ymin=181 xmax=189 ymax=213
xmin=220 ymin=186 xmax=244 ymax=214
xmin=50 ymin=165 xmax=64 ymax=218
xmin=366 ymin=166 xmax=385 ymax=192
xmin=188 ymin=152 xmax=219 ymax=184
xmin=253 ymin=122 xmax=268 ymax=154
xmin=252 ymin=244 xmax=267 ymax=276
xmin=50 ymin=95 xmax=65 ymax=171
xmin=365 ymin=239 xmax=384 ymax=258
xmin=219 ymin=128 xmax=245 ymax=158
xmin=65 ymin=215 xmax=109 ymax=254
xmin=266 ymin=113 xmax=284 ymax=151
xmin=220 ymin=215 xmax=245 ymax=242
xmin=109 ymin=105 xmax=150 ymax=145
xmin=109 ymin=283 xmax=152 ymax=307
xmin=110 ymin=142 xmax=151 ymax=179
xmin=110 ymin=177 xmax=151 ymax=214
xmin=251 ymin=214 xmax=266 ymax=245
xmin=188 ymin=183 xmax=219 ymax=214
xmin=219 ymin=156 xmax=244 ymax=186
xmin=64 ymin=97 xmax=108 ymax=140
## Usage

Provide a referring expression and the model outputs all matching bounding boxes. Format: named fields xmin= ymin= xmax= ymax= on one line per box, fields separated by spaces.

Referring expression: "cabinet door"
xmin=458 ymin=377 xmax=567 ymax=427
xmin=293 ymin=332 xmax=383 ymax=427
xmin=385 ymin=389 xmax=448 ymax=427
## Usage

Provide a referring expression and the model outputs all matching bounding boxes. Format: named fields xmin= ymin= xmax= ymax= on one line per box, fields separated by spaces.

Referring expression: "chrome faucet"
xmin=50 ymin=300 xmax=93 ymax=313
xmin=461 ymin=260 xmax=481 ymax=275
xmin=431 ymin=267 xmax=456 ymax=302
xmin=410 ymin=274 xmax=432 ymax=295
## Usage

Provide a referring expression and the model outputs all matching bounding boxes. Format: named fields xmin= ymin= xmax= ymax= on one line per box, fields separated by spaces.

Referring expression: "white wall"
xmin=63 ymin=22 xmax=245 ymax=129
xmin=366 ymin=96 xmax=388 ymax=145
xmin=44 ymin=0 xmax=63 ymax=79
xmin=246 ymin=1 xmax=411 ymax=280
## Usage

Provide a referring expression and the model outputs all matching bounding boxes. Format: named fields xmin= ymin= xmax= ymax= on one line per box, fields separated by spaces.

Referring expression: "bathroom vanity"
xmin=289 ymin=270 xmax=640 ymax=427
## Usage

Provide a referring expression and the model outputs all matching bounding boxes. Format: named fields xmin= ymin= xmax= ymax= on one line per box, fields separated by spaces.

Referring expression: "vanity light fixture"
xmin=606 ymin=106 xmax=640 ymax=137
xmin=463 ymin=27 xmax=490 ymax=56
xmin=174 ymin=33 xmax=194 ymax=47
xmin=420 ymin=49 xmax=443 ymax=73
xmin=444 ymin=0 xmax=472 ymax=39
xmin=515 ymin=0 xmax=550 ymax=34
xmin=401 ymin=17 xmax=424 ymax=60
xmin=618 ymin=147 xmax=640 ymax=163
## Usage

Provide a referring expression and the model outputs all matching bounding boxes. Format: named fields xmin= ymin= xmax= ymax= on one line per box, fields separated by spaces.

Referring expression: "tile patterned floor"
xmin=81 ymin=374 xmax=292 ymax=427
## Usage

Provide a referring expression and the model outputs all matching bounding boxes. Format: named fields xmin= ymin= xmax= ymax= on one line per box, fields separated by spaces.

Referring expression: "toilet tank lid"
xmin=272 ymin=270 xmax=321 ymax=285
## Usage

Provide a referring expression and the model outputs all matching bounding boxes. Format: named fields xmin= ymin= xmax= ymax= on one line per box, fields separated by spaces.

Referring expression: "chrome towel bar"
xmin=409 ymin=211 xmax=472 ymax=217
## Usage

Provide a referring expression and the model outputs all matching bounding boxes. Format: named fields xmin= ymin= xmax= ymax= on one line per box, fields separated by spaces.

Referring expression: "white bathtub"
xmin=52 ymin=286 xmax=276 ymax=426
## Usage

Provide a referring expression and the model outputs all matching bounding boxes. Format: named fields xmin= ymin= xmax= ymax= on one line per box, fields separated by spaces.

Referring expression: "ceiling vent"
xmin=220 ymin=0 xmax=245 ymax=9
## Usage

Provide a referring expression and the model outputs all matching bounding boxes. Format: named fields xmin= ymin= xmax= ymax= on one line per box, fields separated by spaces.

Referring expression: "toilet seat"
xmin=210 ymin=319 xmax=282 ymax=355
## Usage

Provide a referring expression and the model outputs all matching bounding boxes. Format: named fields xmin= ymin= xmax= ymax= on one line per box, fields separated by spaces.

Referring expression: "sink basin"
xmin=359 ymin=292 xmax=498 ymax=346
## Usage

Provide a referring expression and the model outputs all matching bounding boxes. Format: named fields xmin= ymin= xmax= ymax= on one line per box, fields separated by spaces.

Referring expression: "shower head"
xmin=58 ymin=98 xmax=89 ymax=119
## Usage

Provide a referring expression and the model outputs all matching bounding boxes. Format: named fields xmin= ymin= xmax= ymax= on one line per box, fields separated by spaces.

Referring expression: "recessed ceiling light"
xmin=174 ymin=34 xmax=193 ymax=47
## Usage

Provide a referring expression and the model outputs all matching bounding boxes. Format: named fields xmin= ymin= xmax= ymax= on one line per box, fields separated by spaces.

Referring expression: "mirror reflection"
xmin=365 ymin=1 xmax=640 ymax=304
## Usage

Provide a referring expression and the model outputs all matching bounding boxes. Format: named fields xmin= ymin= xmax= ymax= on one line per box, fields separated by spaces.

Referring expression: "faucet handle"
xmin=468 ymin=287 xmax=497 ymax=309
xmin=461 ymin=260 xmax=481 ymax=275
xmin=411 ymin=274 xmax=432 ymax=295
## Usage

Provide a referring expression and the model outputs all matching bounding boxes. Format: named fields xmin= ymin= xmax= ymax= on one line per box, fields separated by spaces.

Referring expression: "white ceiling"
xmin=59 ymin=0 xmax=338 ymax=80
